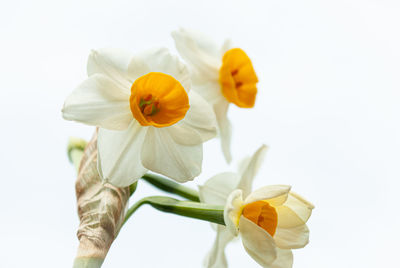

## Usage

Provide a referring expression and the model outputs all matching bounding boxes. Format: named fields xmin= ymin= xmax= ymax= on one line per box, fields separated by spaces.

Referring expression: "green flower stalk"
xmin=124 ymin=196 xmax=225 ymax=226
xmin=141 ymin=173 xmax=200 ymax=202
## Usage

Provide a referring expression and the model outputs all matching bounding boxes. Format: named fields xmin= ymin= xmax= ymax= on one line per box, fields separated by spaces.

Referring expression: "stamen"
xmin=140 ymin=95 xmax=160 ymax=116
xmin=143 ymin=104 xmax=154 ymax=116
xmin=143 ymin=94 xmax=153 ymax=101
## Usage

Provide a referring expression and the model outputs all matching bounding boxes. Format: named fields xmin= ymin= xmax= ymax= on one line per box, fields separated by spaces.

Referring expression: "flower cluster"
xmin=64 ymin=28 xmax=313 ymax=268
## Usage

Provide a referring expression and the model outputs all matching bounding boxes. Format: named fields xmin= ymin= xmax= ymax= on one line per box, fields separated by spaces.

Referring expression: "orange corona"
xmin=242 ymin=200 xmax=278 ymax=236
xmin=219 ymin=48 xmax=258 ymax=108
xmin=130 ymin=72 xmax=190 ymax=127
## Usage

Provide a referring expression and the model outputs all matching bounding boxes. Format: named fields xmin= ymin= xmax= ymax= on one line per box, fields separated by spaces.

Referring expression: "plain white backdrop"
xmin=1 ymin=0 xmax=399 ymax=267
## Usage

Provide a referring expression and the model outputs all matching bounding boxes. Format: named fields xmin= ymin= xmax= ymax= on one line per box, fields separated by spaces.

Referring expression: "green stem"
xmin=141 ymin=174 xmax=200 ymax=202
xmin=123 ymin=196 xmax=225 ymax=226
xmin=73 ymin=257 xmax=104 ymax=268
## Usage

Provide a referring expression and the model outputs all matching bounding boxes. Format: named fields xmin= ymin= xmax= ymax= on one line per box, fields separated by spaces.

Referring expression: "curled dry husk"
xmin=73 ymin=132 xmax=130 ymax=267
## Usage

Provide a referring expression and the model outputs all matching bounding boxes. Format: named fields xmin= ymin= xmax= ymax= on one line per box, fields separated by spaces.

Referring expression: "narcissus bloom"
xmin=224 ymin=186 xmax=313 ymax=268
xmin=172 ymin=29 xmax=258 ymax=163
xmin=199 ymin=145 xmax=314 ymax=268
xmin=63 ymin=48 xmax=217 ymax=187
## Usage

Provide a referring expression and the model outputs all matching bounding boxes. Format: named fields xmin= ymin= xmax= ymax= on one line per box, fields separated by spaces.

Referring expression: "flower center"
xmin=139 ymin=94 xmax=160 ymax=116
xmin=130 ymin=72 xmax=190 ymax=128
xmin=242 ymin=200 xmax=278 ymax=237
xmin=219 ymin=48 xmax=258 ymax=108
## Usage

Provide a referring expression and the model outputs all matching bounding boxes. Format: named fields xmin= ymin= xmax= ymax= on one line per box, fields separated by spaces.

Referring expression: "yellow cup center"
xmin=130 ymin=72 xmax=190 ymax=128
xmin=219 ymin=48 xmax=258 ymax=108
xmin=242 ymin=200 xmax=278 ymax=237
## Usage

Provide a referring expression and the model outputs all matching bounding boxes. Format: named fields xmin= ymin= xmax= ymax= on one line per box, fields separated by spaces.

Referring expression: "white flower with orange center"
xmin=63 ymin=47 xmax=217 ymax=187
xmin=199 ymin=145 xmax=313 ymax=268
xmin=172 ymin=29 xmax=258 ymax=163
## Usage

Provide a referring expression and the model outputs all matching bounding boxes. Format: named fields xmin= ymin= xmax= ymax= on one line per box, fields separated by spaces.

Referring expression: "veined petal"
xmin=236 ymin=145 xmax=268 ymax=198
xmin=276 ymin=192 xmax=314 ymax=228
xmin=172 ymin=28 xmax=220 ymax=81
xmin=203 ymin=226 xmax=235 ymax=268
xmin=175 ymin=90 xmax=217 ymax=144
xmin=87 ymin=48 xmax=132 ymax=89
xmin=274 ymin=224 xmax=310 ymax=249
xmin=127 ymin=47 xmax=191 ymax=91
xmin=97 ymin=121 xmax=148 ymax=187
xmin=165 ymin=122 xmax=203 ymax=146
xmin=62 ymin=74 xmax=132 ymax=130
xmin=199 ymin=172 xmax=241 ymax=206
xmin=214 ymin=99 xmax=232 ymax=163
xmin=224 ymin=189 xmax=244 ymax=236
xmin=244 ymin=185 xmax=291 ymax=206
xmin=239 ymin=216 xmax=277 ymax=266
xmin=141 ymin=127 xmax=202 ymax=182
xmin=271 ymin=249 xmax=293 ymax=268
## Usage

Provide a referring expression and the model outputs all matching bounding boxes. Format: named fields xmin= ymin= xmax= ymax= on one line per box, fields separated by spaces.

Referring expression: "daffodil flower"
xmin=172 ymin=29 xmax=258 ymax=163
xmin=224 ymin=186 xmax=313 ymax=268
xmin=63 ymin=47 xmax=217 ymax=187
xmin=199 ymin=145 xmax=314 ymax=268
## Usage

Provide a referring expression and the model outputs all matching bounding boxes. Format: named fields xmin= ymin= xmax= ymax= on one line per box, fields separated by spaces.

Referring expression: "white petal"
xmin=165 ymin=90 xmax=217 ymax=147
xmin=220 ymin=38 xmax=233 ymax=56
xmin=175 ymin=90 xmax=217 ymax=144
xmin=97 ymin=121 xmax=148 ymax=187
xmin=87 ymin=48 xmax=132 ymax=89
xmin=236 ymin=145 xmax=268 ymax=198
xmin=214 ymin=99 xmax=232 ymax=163
xmin=127 ymin=47 xmax=191 ymax=91
xmin=276 ymin=192 xmax=314 ymax=228
xmin=165 ymin=122 xmax=203 ymax=146
xmin=141 ymin=127 xmax=202 ymax=182
xmin=271 ymin=249 xmax=293 ymax=268
xmin=199 ymin=172 xmax=241 ymax=206
xmin=224 ymin=189 xmax=244 ymax=236
xmin=203 ymin=226 xmax=235 ymax=268
xmin=178 ymin=29 xmax=221 ymax=58
xmin=274 ymin=224 xmax=310 ymax=249
xmin=239 ymin=216 xmax=277 ymax=267
xmin=172 ymin=28 xmax=220 ymax=81
xmin=237 ymin=156 xmax=251 ymax=178
xmin=244 ymin=185 xmax=291 ymax=205
xmin=191 ymin=81 xmax=224 ymax=105
xmin=62 ymin=74 xmax=132 ymax=130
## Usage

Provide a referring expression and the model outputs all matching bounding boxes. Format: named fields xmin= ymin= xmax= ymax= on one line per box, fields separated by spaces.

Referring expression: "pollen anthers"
xmin=130 ymin=72 xmax=190 ymax=128
xmin=242 ymin=200 xmax=278 ymax=236
xmin=219 ymin=48 xmax=258 ymax=108
xmin=139 ymin=94 xmax=160 ymax=116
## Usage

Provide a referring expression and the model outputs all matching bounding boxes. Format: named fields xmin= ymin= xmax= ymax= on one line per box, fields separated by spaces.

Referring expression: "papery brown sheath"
xmin=73 ymin=131 xmax=130 ymax=267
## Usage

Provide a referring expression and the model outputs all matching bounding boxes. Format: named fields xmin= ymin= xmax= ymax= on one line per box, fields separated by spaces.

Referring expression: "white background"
xmin=1 ymin=0 xmax=399 ymax=267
